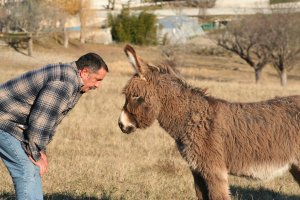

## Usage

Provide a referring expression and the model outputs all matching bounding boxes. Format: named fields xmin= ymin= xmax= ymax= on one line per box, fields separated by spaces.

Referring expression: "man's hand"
xmin=29 ymin=152 xmax=48 ymax=176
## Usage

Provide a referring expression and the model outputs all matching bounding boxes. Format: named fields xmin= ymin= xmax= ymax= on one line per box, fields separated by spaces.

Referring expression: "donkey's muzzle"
xmin=118 ymin=121 xmax=136 ymax=134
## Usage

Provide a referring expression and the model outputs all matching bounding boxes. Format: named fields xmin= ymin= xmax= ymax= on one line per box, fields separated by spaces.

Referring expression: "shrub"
xmin=108 ymin=9 xmax=157 ymax=45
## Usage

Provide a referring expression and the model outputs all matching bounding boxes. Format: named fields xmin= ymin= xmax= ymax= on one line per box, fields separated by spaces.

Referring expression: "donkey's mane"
xmin=153 ymin=62 xmax=208 ymax=97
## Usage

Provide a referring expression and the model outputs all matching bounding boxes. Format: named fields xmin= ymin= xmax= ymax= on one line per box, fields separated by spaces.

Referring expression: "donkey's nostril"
xmin=118 ymin=121 xmax=124 ymax=129
xmin=118 ymin=123 xmax=136 ymax=134
xmin=126 ymin=126 xmax=135 ymax=133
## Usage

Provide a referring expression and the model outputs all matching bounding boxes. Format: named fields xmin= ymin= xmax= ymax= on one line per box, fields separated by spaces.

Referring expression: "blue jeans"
xmin=0 ymin=129 xmax=43 ymax=200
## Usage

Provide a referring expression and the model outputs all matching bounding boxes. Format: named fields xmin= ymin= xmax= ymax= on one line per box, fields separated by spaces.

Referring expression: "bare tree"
xmin=263 ymin=11 xmax=300 ymax=86
xmin=79 ymin=0 xmax=93 ymax=44
xmin=79 ymin=0 xmax=85 ymax=43
xmin=49 ymin=0 xmax=81 ymax=15
xmin=217 ymin=14 xmax=270 ymax=83
xmin=0 ymin=6 xmax=7 ymax=32
xmin=186 ymin=0 xmax=216 ymax=20
xmin=218 ymin=8 xmax=300 ymax=87
xmin=168 ymin=0 xmax=184 ymax=16
xmin=48 ymin=0 xmax=81 ymax=48
xmin=48 ymin=0 xmax=90 ymax=44
xmin=1 ymin=0 xmax=64 ymax=55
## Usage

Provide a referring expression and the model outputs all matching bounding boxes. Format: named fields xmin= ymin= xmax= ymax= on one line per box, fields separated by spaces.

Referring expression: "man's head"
xmin=75 ymin=52 xmax=109 ymax=93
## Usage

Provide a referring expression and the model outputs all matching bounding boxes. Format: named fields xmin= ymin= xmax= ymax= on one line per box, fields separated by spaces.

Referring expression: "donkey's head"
xmin=118 ymin=45 xmax=166 ymax=134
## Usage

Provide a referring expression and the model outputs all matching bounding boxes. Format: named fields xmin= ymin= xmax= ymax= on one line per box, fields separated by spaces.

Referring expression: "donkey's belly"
xmin=231 ymin=164 xmax=290 ymax=181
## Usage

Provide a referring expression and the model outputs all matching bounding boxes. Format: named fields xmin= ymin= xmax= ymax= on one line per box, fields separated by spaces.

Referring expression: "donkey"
xmin=118 ymin=44 xmax=300 ymax=200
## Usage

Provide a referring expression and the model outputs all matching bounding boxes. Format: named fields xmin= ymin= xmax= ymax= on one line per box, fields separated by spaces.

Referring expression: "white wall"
xmin=89 ymin=0 xmax=111 ymax=9
xmin=90 ymin=0 xmax=142 ymax=9
xmin=215 ymin=0 xmax=269 ymax=8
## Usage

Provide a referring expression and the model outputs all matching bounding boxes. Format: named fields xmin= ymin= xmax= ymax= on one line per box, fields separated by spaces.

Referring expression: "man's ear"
xmin=79 ymin=67 xmax=90 ymax=79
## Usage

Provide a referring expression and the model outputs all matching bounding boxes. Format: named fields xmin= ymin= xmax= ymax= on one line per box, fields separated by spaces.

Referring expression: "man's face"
xmin=79 ymin=67 xmax=107 ymax=93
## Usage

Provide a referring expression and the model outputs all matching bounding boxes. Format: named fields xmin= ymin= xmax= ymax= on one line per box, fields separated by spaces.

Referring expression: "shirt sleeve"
xmin=25 ymin=80 xmax=75 ymax=161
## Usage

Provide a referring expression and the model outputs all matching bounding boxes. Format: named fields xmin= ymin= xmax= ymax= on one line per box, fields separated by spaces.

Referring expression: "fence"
xmin=0 ymin=32 xmax=33 ymax=55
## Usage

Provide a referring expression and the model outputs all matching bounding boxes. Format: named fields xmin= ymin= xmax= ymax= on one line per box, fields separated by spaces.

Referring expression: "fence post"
xmin=64 ymin=26 xmax=69 ymax=48
xmin=28 ymin=32 xmax=33 ymax=56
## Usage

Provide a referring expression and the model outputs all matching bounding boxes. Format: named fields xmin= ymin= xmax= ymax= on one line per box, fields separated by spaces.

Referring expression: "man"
xmin=0 ymin=52 xmax=108 ymax=199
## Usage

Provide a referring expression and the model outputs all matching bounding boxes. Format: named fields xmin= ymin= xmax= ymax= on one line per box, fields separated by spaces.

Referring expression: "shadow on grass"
xmin=8 ymin=43 xmax=28 ymax=56
xmin=0 ymin=192 xmax=116 ymax=200
xmin=231 ymin=186 xmax=300 ymax=200
xmin=1 ymin=187 xmax=300 ymax=200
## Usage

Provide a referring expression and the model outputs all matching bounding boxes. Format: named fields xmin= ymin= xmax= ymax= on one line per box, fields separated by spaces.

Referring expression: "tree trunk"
xmin=28 ymin=33 xmax=33 ymax=56
xmin=80 ymin=0 xmax=86 ymax=44
xmin=254 ymin=68 xmax=262 ymax=84
xmin=198 ymin=6 xmax=207 ymax=20
xmin=80 ymin=24 xmax=85 ymax=44
xmin=280 ymin=68 xmax=287 ymax=87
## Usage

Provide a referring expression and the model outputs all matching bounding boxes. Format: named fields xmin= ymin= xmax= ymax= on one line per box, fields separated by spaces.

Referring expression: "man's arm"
xmin=25 ymin=80 xmax=75 ymax=161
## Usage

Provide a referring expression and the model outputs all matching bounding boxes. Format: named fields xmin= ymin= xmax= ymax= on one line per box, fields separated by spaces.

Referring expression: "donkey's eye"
xmin=133 ymin=96 xmax=145 ymax=104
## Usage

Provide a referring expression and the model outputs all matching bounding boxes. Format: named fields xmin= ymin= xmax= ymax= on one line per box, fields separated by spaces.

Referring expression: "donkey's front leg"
xmin=192 ymin=167 xmax=230 ymax=200
xmin=191 ymin=170 xmax=209 ymax=200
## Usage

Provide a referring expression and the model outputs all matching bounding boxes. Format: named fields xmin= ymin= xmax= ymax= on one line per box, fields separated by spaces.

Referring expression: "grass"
xmin=0 ymin=40 xmax=300 ymax=199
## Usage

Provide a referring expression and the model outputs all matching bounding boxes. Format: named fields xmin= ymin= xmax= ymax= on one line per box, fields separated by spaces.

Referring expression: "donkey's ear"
xmin=124 ymin=44 xmax=146 ymax=78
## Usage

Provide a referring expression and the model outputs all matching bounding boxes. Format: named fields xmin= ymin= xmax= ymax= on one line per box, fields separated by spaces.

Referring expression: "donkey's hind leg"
xmin=290 ymin=163 xmax=300 ymax=186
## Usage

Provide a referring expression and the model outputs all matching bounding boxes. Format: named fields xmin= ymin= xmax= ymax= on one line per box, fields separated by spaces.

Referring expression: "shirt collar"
xmin=71 ymin=61 xmax=84 ymax=88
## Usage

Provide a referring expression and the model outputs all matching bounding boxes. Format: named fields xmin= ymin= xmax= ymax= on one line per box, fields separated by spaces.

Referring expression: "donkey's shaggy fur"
xmin=118 ymin=45 xmax=300 ymax=200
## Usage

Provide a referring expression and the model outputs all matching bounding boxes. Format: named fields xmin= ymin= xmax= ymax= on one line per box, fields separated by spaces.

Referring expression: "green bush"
xmin=108 ymin=9 xmax=157 ymax=45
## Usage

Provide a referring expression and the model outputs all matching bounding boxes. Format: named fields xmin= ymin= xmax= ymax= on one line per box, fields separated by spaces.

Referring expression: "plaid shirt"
xmin=0 ymin=62 xmax=83 ymax=161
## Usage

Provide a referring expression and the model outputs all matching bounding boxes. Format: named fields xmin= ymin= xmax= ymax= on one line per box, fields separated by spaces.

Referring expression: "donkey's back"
xmin=215 ymin=95 xmax=300 ymax=180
